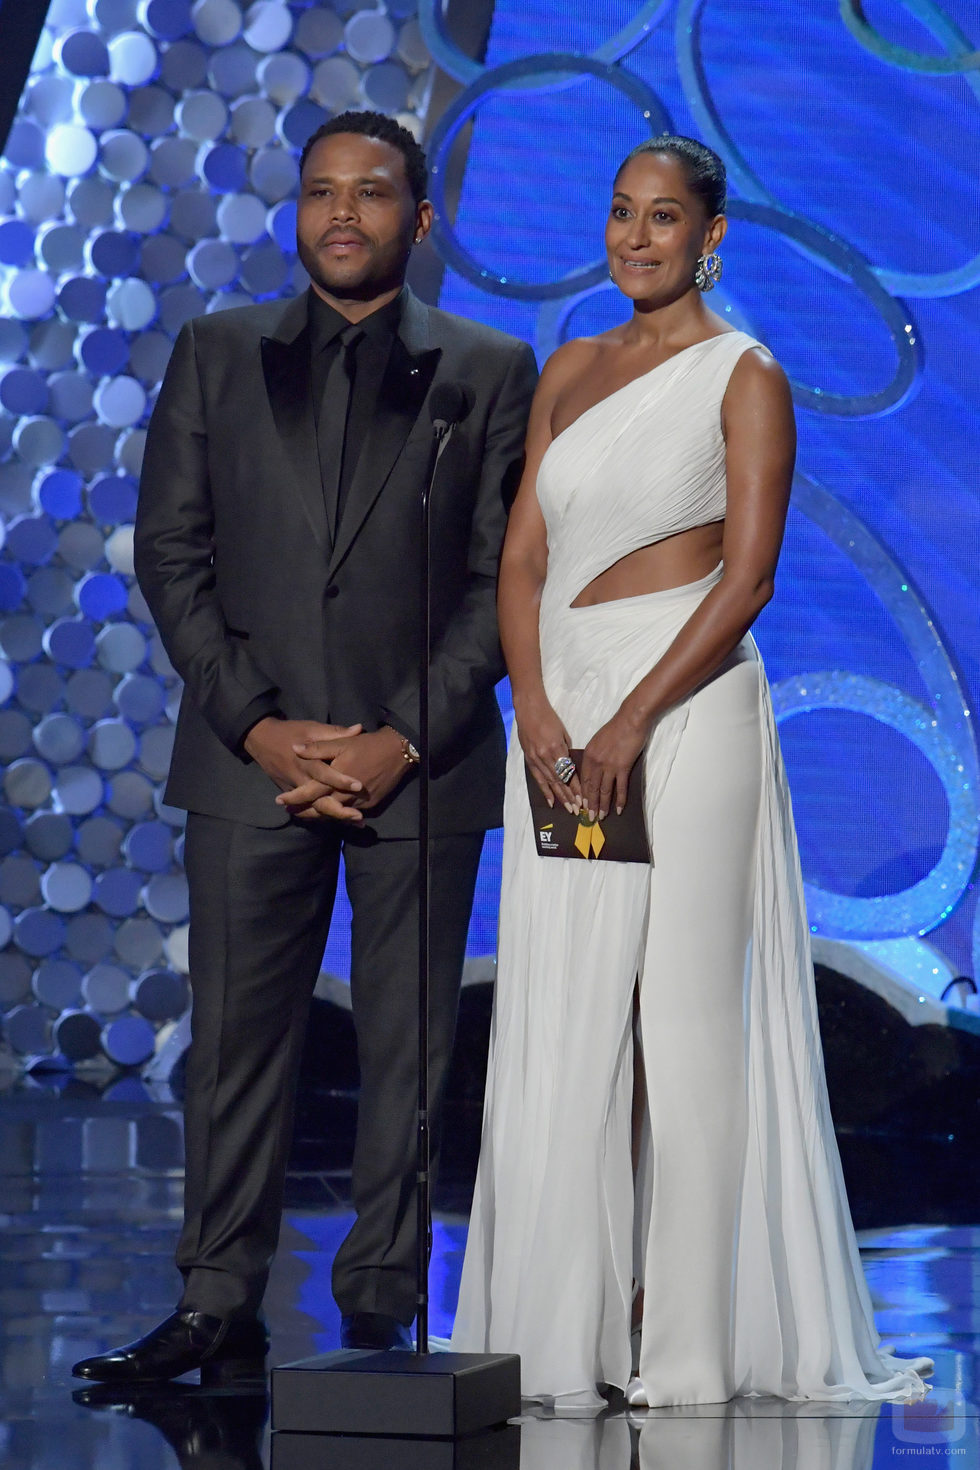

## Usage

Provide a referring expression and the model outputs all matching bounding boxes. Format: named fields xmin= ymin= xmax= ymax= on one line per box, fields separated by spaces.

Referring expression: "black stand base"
xmin=272 ymin=1423 xmax=521 ymax=1470
xmin=271 ymin=1351 xmax=521 ymax=1439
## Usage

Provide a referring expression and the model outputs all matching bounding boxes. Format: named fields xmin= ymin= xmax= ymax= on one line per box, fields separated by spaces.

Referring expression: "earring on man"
xmin=695 ymin=251 xmax=723 ymax=291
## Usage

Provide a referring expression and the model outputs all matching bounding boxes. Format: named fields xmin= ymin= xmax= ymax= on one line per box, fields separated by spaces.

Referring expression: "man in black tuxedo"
xmin=74 ymin=111 xmax=537 ymax=1384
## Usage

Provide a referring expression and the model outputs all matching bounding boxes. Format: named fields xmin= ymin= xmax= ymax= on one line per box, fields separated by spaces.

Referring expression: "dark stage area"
xmin=2 ymin=962 xmax=979 ymax=1467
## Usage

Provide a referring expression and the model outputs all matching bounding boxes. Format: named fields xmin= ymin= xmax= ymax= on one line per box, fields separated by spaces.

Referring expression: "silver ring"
xmin=554 ymin=755 xmax=576 ymax=784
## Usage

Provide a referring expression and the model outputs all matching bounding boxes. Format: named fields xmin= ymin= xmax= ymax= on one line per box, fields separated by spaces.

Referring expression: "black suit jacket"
xmin=134 ymin=288 xmax=538 ymax=836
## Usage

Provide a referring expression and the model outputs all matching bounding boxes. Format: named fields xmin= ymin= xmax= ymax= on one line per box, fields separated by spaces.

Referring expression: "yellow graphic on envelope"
xmin=574 ymin=818 xmax=605 ymax=858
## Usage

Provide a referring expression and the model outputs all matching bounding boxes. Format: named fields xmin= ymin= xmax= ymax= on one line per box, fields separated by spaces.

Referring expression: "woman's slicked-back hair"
xmin=616 ymin=135 xmax=726 ymax=218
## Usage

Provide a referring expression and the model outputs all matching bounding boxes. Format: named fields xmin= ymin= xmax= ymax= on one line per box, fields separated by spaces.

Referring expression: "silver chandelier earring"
xmin=695 ymin=251 xmax=723 ymax=292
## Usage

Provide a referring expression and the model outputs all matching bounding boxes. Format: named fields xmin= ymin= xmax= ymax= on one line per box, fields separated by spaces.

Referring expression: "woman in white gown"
xmin=450 ymin=136 xmax=932 ymax=1410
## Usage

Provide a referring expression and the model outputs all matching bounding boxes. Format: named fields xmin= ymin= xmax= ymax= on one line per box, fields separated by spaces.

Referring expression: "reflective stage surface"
xmin=1 ymin=1085 xmax=977 ymax=1469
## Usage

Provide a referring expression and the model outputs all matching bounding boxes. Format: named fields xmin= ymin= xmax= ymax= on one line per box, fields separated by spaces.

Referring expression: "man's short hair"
xmin=300 ymin=111 xmax=428 ymax=204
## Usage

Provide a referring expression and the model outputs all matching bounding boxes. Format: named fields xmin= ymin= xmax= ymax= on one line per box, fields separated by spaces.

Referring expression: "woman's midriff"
xmin=568 ymin=521 xmax=724 ymax=608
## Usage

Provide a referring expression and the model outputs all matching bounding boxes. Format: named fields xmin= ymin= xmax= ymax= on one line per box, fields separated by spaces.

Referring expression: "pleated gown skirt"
xmin=451 ymin=567 xmax=931 ymax=1408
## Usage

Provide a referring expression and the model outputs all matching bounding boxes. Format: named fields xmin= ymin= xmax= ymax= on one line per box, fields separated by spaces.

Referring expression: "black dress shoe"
xmin=72 ymin=1383 xmax=267 ymax=1469
xmin=340 ymin=1311 xmax=413 ymax=1350
xmin=72 ymin=1310 xmax=269 ymax=1386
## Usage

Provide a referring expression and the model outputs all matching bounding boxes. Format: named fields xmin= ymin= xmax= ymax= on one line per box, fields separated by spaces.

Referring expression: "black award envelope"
xmin=524 ymin=749 xmax=651 ymax=864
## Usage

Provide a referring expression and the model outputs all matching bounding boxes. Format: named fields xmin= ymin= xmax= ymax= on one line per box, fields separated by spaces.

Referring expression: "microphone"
xmin=429 ymin=382 xmax=474 ymax=436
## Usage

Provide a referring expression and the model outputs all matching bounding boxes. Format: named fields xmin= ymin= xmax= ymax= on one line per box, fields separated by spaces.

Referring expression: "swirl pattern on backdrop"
xmin=425 ymin=0 xmax=980 ymax=984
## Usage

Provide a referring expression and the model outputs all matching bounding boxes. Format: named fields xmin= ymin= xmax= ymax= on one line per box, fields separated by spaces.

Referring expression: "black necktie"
xmin=317 ymin=324 xmax=363 ymax=539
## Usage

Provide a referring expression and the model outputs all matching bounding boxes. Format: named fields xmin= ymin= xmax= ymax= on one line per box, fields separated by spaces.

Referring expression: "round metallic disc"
xmin=12 ymin=415 xmax=65 ymax=466
xmin=41 ymin=862 xmax=95 ymax=914
xmin=169 ymin=187 xmax=217 ymax=240
xmin=114 ymin=915 xmax=163 ymax=968
xmin=0 ymin=855 xmax=41 ymax=908
xmin=76 ymin=815 xmax=125 ymax=868
xmin=294 ymin=6 xmax=344 ymax=58
xmin=15 ymin=664 xmax=64 ymax=715
xmin=187 ymin=237 xmax=238 ymax=288
xmin=33 ymin=957 xmax=84 ymax=1008
xmin=0 ymin=711 xmax=33 ymax=762
xmin=209 ymin=43 xmax=261 ymax=102
xmin=148 ymin=137 xmax=199 ymax=188
xmin=229 ymin=96 xmax=277 ymax=148
xmin=138 ymin=725 xmax=174 ymax=780
xmin=256 ymin=50 xmax=309 ymax=104
xmin=116 ymin=180 xmax=169 ymax=233
xmin=250 ymin=147 xmax=298 ymax=205
xmin=4 ymin=758 xmax=52 ymax=810
xmin=310 ymin=55 xmax=360 ymax=110
xmin=94 ymin=866 xmax=144 ymax=916
xmin=82 ymin=962 xmax=131 ymax=1013
xmin=58 ymin=521 xmax=107 ymax=571
xmin=53 ymin=764 xmax=105 ymax=816
xmin=127 ymin=84 xmax=175 ymax=136
xmin=99 ymin=128 xmax=150 ymax=183
xmin=345 ymin=10 xmax=395 ymax=63
xmin=122 ymin=820 xmax=172 ymax=871
xmin=24 ymin=811 xmax=74 ymax=861
xmin=361 ymin=61 xmax=410 ymax=112
xmin=13 ymin=908 xmax=66 ymax=959
xmin=106 ymin=770 xmax=154 ymax=818
xmin=55 ymin=28 xmax=110 ymax=78
xmin=65 ymin=669 xmax=114 ymax=720
xmin=67 ymin=176 xmax=116 ymax=229
xmin=192 ymin=0 xmax=243 ymax=47
xmin=0 ymin=611 xmax=45 ymax=660
xmin=29 ymin=320 xmax=77 ymax=371
xmin=106 ymin=278 xmax=157 ymax=330
xmin=79 ymin=79 xmax=128 ymax=130
xmin=107 ymin=30 xmax=160 ymax=87
xmin=89 ymin=718 xmax=138 ymax=771
xmin=4 ymin=1003 xmax=50 ymax=1055
xmin=175 ymin=89 xmax=228 ymax=141
xmin=33 ymin=712 xmax=86 ymax=763
xmin=65 ymin=912 xmax=114 ymax=965
xmin=36 ymin=222 xmax=86 ymax=274
xmin=101 ymin=1012 xmax=156 ymax=1065
xmin=46 ymin=123 xmax=99 ymax=177
xmin=68 ymin=423 xmax=119 ymax=475
xmin=160 ymin=38 xmax=208 ymax=90
xmin=131 ymin=965 xmax=187 ymax=1019
xmin=6 ymin=271 xmax=58 ymax=322
xmin=48 ymin=370 xmax=95 ymax=423
xmin=143 ymin=872 xmax=189 ymax=923
xmin=54 ymin=1008 xmax=103 ymax=1061
xmin=128 ymin=331 xmax=173 ymax=384
xmin=27 ymin=567 xmax=75 ymax=619
xmin=0 ymin=955 xmax=32 ymax=1007
xmin=17 ymin=172 xmax=67 ymax=225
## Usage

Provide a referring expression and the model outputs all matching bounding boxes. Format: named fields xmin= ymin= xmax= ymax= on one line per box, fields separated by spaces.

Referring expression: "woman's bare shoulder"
xmin=539 ymin=335 xmax=607 ymax=390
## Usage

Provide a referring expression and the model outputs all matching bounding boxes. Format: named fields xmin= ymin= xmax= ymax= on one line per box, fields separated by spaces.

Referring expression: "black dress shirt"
xmin=309 ymin=287 xmax=404 ymax=534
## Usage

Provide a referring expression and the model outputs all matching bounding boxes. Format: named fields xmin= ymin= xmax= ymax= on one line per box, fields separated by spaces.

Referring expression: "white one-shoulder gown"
xmin=450 ymin=333 xmax=932 ymax=1408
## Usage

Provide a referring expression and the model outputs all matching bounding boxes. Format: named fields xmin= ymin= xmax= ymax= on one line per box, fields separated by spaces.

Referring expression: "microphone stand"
xmin=415 ymin=417 xmax=454 ymax=1357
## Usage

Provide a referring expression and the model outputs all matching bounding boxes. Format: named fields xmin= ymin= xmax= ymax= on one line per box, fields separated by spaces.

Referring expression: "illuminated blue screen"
xmin=434 ymin=0 xmax=980 ymax=984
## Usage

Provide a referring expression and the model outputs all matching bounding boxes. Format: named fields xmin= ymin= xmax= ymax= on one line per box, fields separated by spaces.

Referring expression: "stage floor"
xmin=1 ymin=1085 xmax=976 ymax=1468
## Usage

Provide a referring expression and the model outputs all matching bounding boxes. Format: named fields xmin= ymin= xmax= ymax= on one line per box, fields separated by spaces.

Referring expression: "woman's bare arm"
xmin=498 ymin=341 xmax=591 ymax=809
xmin=579 ymin=347 xmax=796 ymax=819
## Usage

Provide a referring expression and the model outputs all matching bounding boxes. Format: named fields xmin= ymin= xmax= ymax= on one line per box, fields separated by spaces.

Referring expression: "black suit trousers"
xmin=175 ymin=812 xmax=484 ymax=1324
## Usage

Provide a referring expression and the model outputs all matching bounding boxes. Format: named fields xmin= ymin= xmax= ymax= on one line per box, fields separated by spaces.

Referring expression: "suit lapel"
xmin=326 ymin=292 xmax=441 ymax=580
xmin=260 ymin=294 xmax=331 ymax=552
